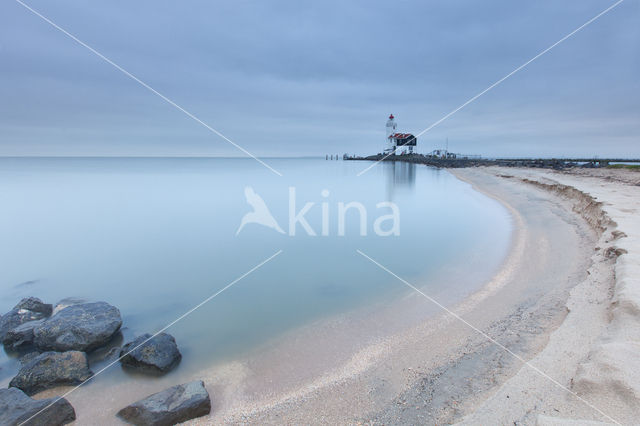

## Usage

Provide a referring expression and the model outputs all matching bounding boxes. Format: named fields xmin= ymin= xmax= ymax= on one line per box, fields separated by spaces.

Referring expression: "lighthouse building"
xmin=384 ymin=114 xmax=417 ymax=154
xmin=385 ymin=114 xmax=397 ymax=153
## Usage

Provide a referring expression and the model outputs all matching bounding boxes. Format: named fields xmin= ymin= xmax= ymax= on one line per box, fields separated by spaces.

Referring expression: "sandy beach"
xmin=455 ymin=167 xmax=640 ymax=425
xmin=193 ymin=166 xmax=637 ymax=425
xmin=5 ymin=166 xmax=638 ymax=425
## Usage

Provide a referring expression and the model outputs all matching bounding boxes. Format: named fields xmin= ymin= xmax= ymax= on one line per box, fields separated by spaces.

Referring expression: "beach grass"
xmin=607 ymin=164 xmax=640 ymax=170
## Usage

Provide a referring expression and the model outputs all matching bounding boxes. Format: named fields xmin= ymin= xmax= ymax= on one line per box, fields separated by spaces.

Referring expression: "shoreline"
xmin=188 ymin=166 xmax=604 ymax=424
xmin=13 ymin=166 xmax=638 ymax=424
xmin=46 ymin=185 xmax=516 ymax=424
xmin=457 ymin=167 xmax=640 ymax=425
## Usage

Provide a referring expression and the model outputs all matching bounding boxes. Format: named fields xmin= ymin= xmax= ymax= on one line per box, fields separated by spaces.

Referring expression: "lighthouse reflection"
xmin=384 ymin=161 xmax=416 ymax=200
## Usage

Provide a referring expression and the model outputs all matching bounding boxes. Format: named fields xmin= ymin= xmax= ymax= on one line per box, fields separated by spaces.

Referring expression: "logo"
xmin=236 ymin=186 xmax=400 ymax=237
xmin=236 ymin=186 xmax=285 ymax=235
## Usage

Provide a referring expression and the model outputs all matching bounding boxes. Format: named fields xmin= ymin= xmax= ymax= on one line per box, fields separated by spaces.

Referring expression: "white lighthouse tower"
xmin=385 ymin=114 xmax=397 ymax=153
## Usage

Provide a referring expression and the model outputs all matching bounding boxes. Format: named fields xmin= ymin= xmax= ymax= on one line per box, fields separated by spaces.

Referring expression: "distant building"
xmin=385 ymin=115 xmax=417 ymax=154
xmin=429 ymin=149 xmax=456 ymax=159
xmin=427 ymin=149 xmax=481 ymax=160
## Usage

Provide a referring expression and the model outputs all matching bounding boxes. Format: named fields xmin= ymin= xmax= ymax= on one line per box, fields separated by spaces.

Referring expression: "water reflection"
xmin=0 ymin=157 xmax=511 ymax=375
xmin=385 ymin=161 xmax=416 ymax=200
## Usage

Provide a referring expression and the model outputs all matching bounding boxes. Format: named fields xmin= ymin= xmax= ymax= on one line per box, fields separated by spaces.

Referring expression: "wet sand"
xmin=8 ymin=167 xmax=638 ymax=425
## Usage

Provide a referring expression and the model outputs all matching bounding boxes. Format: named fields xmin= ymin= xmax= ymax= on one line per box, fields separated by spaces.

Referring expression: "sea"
xmin=0 ymin=157 xmax=511 ymax=381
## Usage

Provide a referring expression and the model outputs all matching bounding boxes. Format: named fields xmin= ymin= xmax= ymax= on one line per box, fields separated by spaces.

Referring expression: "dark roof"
xmin=389 ymin=133 xmax=415 ymax=139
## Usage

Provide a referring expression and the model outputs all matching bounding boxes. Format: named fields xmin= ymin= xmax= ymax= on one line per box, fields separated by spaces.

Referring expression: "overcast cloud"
xmin=0 ymin=0 xmax=638 ymax=157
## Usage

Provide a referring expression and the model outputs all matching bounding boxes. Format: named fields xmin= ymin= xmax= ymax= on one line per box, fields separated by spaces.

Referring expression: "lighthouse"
xmin=385 ymin=114 xmax=397 ymax=153
xmin=385 ymin=114 xmax=417 ymax=154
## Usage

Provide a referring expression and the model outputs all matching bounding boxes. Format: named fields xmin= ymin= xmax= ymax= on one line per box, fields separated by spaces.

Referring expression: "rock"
xmin=14 ymin=297 xmax=53 ymax=317
xmin=52 ymin=297 xmax=86 ymax=315
xmin=116 ymin=380 xmax=211 ymax=426
xmin=19 ymin=352 xmax=41 ymax=366
xmin=2 ymin=319 xmax=44 ymax=350
xmin=120 ymin=333 xmax=181 ymax=375
xmin=34 ymin=302 xmax=122 ymax=352
xmin=0 ymin=298 xmax=52 ymax=341
xmin=9 ymin=351 xmax=93 ymax=396
xmin=0 ymin=310 xmax=43 ymax=341
xmin=0 ymin=387 xmax=75 ymax=426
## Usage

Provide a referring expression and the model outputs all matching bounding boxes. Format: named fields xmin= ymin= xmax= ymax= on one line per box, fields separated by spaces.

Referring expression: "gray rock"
xmin=117 ymin=380 xmax=211 ymax=426
xmin=19 ymin=352 xmax=41 ymax=366
xmin=9 ymin=351 xmax=93 ymax=396
xmin=1 ymin=310 xmax=42 ymax=341
xmin=0 ymin=298 xmax=52 ymax=341
xmin=3 ymin=319 xmax=44 ymax=350
xmin=52 ymin=297 xmax=86 ymax=315
xmin=34 ymin=302 xmax=122 ymax=352
xmin=14 ymin=297 xmax=53 ymax=317
xmin=0 ymin=387 xmax=75 ymax=426
xmin=120 ymin=333 xmax=181 ymax=375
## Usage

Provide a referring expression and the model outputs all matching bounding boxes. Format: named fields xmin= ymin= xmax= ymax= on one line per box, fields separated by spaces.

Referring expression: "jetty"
xmin=344 ymin=153 xmax=640 ymax=169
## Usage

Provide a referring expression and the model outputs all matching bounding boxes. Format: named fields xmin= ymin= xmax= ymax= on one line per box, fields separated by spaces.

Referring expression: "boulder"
xmin=3 ymin=319 xmax=44 ymax=350
xmin=34 ymin=302 xmax=122 ymax=352
xmin=0 ymin=310 xmax=43 ymax=341
xmin=0 ymin=387 xmax=75 ymax=426
xmin=9 ymin=351 xmax=93 ymax=396
xmin=19 ymin=352 xmax=41 ymax=365
xmin=117 ymin=380 xmax=211 ymax=426
xmin=120 ymin=333 xmax=181 ymax=375
xmin=52 ymin=297 xmax=86 ymax=315
xmin=0 ymin=298 xmax=52 ymax=341
xmin=14 ymin=297 xmax=53 ymax=317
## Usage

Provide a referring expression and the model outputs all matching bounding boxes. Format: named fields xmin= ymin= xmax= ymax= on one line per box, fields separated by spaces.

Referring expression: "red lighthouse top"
xmin=389 ymin=114 xmax=394 ymax=119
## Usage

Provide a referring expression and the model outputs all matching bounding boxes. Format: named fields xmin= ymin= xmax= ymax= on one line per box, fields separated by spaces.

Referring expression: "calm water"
xmin=0 ymin=157 xmax=510 ymax=379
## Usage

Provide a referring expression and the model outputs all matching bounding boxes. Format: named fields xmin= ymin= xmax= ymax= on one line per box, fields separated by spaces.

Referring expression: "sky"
xmin=0 ymin=0 xmax=638 ymax=158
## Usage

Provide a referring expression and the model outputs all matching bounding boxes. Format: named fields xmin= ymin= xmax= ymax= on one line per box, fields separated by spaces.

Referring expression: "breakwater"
xmin=345 ymin=154 xmax=640 ymax=169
